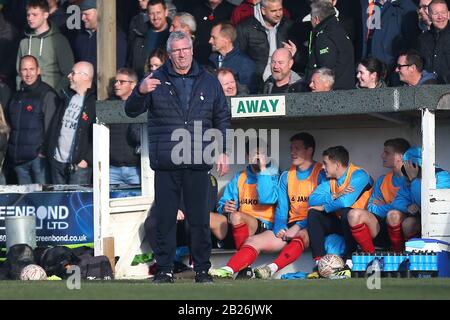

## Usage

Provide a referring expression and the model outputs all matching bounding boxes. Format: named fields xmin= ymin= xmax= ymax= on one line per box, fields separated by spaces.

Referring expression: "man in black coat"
xmin=6 ymin=55 xmax=59 ymax=185
xmin=47 ymin=61 xmax=96 ymax=185
xmin=304 ymin=1 xmax=354 ymax=90
xmin=127 ymin=0 xmax=151 ymax=79
xmin=417 ymin=0 xmax=450 ymax=84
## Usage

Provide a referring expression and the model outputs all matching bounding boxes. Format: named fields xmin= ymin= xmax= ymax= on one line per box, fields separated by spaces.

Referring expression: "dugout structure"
xmin=94 ymin=86 xmax=450 ymax=279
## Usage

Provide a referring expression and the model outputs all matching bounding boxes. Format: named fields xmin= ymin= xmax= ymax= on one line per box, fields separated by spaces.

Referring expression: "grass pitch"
xmin=1 ymin=278 xmax=450 ymax=300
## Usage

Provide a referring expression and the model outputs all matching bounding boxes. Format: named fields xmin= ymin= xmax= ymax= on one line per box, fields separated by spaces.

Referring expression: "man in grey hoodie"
xmin=236 ymin=0 xmax=297 ymax=86
xmin=262 ymin=48 xmax=304 ymax=93
xmin=16 ymin=0 xmax=74 ymax=92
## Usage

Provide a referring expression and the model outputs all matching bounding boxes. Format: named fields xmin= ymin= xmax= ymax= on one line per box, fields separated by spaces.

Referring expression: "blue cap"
xmin=80 ymin=0 xmax=96 ymax=11
xmin=403 ymin=147 xmax=422 ymax=167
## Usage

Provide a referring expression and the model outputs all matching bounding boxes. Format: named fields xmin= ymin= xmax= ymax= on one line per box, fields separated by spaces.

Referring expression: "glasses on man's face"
xmin=70 ymin=70 xmax=87 ymax=76
xmin=395 ymin=64 xmax=412 ymax=69
xmin=114 ymin=79 xmax=134 ymax=85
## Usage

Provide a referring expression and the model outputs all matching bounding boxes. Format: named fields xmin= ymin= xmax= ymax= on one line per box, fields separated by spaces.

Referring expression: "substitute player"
xmin=210 ymin=133 xmax=325 ymax=279
xmin=387 ymin=147 xmax=450 ymax=252
xmin=209 ymin=138 xmax=279 ymax=258
xmin=307 ymin=145 xmax=374 ymax=278
xmin=344 ymin=138 xmax=410 ymax=258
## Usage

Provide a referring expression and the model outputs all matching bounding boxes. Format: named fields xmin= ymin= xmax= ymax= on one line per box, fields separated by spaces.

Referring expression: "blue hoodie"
xmin=392 ymin=147 xmax=450 ymax=210
xmin=417 ymin=70 xmax=438 ymax=85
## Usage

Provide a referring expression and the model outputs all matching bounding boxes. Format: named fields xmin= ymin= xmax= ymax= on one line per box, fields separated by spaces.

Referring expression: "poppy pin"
xmin=26 ymin=105 xmax=33 ymax=112
xmin=82 ymin=112 xmax=89 ymax=121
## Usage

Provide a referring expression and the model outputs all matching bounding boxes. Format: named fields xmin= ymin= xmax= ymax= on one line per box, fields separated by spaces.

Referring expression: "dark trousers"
xmin=308 ymin=208 xmax=354 ymax=259
xmin=50 ymin=159 xmax=92 ymax=185
xmin=152 ymin=169 xmax=211 ymax=273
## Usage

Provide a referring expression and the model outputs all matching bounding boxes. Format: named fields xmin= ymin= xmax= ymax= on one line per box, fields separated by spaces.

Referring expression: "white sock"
xmin=345 ymin=259 xmax=353 ymax=269
xmin=267 ymin=263 xmax=278 ymax=274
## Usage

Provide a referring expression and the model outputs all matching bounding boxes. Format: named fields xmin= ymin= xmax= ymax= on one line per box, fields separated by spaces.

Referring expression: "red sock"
xmin=227 ymin=245 xmax=258 ymax=273
xmin=232 ymin=223 xmax=249 ymax=250
xmin=273 ymin=238 xmax=304 ymax=270
xmin=351 ymin=223 xmax=375 ymax=253
xmin=388 ymin=224 xmax=405 ymax=253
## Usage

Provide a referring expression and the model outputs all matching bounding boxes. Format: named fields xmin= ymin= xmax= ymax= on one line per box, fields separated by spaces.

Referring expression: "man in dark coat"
xmin=125 ymin=31 xmax=231 ymax=284
xmin=304 ymin=1 xmax=354 ymax=90
xmin=236 ymin=0 xmax=297 ymax=87
xmin=417 ymin=0 xmax=450 ymax=84
xmin=6 ymin=55 xmax=59 ymax=184
xmin=47 ymin=61 xmax=96 ymax=185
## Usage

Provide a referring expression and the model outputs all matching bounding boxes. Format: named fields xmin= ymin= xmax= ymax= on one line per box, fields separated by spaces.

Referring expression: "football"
xmin=20 ymin=264 xmax=48 ymax=281
xmin=318 ymin=254 xmax=344 ymax=278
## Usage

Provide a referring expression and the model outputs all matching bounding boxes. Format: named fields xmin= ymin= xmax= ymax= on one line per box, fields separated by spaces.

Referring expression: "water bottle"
xmin=384 ymin=252 xmax=391 ymax=272
xmin=410 ymin=252 xmax=418 ymax=271
xmin=431 ymin=252 xmax=438 ymax=271
xmin=417 ymin=252 xmax=424 ymax=271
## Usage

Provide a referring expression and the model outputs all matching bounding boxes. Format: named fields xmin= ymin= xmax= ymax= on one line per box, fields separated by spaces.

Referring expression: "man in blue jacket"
xmin=125 ymin=31 xmax=231 ymax=284
xmin=387 ymin=147 xmax=450 ymax=252
xmin=307 ymin=145 xmax=374 ymax=278
xmin=208 ymin=21 xmax=257 ymax=93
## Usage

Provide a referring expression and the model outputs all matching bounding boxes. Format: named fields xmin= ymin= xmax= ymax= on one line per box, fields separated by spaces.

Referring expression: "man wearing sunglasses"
xmin=109 ymin=68 xmax=141 ymax=186
xmin=395 ymin=49 xmax=437 ymax=86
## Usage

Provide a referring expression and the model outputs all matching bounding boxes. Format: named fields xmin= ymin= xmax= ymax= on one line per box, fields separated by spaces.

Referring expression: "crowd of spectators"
xmin=0 ymin=0 xmax=449 ymax=186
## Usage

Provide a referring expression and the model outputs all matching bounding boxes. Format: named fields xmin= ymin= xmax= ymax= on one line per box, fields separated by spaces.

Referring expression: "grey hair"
xmin=313 ymin=67 xmax=335 ymax=87
xmin=310 ymin=0 xmax=335 ymax=21
xmin=174 ymin=12 xmax=197 ymax=33
xmin=166 ymin=31 xmax=193 ymax=53
xmin=261 ymin=0 xmax=283 ymax=8
xmin=117 ymin=68 xmax=138 ymax=83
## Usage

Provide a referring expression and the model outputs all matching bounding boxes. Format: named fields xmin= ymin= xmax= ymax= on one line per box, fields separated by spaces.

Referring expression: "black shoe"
xmin=235 ymin=267 xmax=254 ymax=280
xmin=174 ymin=261 xmax=192 ymax=273
xmin=152 ymin=271 xmax=174 ymax=284
xmin=195 ymin=270 xmax=213 ymax=283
